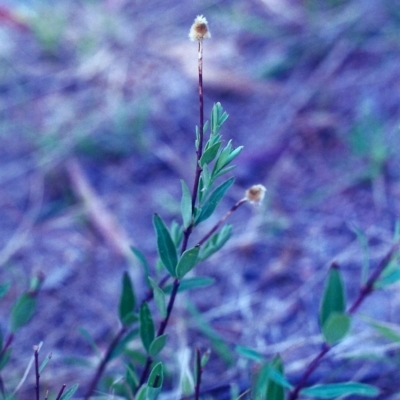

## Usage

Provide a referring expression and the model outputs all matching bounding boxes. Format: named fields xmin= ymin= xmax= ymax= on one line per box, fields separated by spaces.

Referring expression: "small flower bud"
xmin=245 ymin=184 xmax=266 ymax=204
xmin=189 ymin=15 xmax=211 ymax=42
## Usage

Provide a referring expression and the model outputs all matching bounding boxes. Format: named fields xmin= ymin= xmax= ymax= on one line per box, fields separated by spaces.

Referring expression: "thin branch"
xmin=194 ymin=348 xmax=202 ymax=400
xmin=34 ymin=346 xmax=40 ymax=400
xmin=190 ymin=39 xmax=205 ymax=213
xmin=198 ymin=198 xmax=247 ymax=246
xmin=288 ymin=344 xmax=330 ymax=400
xmin=55 ymin=384 xmax=66 ymax=400
xmin=288 ymin=241 xmax=400 ymax=400
xmin=137 ymin=39 xmax=206 ymax=392
xmin=84 ymin=326 xmax=128 ymax=400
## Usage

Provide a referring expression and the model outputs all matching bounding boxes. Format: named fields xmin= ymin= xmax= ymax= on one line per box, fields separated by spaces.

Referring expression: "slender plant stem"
xmin=194 ymin=348 xmax=202 ymax=400
xmin=191 ymin=39 xmax=204 ymax=213
xmin=55 ymin=384 xmax=66 ymax=400
xmin=288 ymin=344 xmax=330 ymax=400
xmin=198 ymin=198 xmax=247 ymax=246
xmin=137 ymin=39 xmax=206 ymax=391
xmin=348 ymin=241 xmax=400 ymax=314
xmin=84 ymin=326 xmax=128 ymax=400
xmin=0 ymin=333 xmax=14 ymax=397
xmin=288 ymin=241 xmax=400 ymax=400
xmin=34 ymin=346 xmax=40 ymax=400
xmin=0 ymin=334 xmax=14 ymax=360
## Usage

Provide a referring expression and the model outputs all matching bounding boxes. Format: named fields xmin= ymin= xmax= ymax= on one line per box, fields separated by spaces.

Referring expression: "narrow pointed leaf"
xmin=198 ymin=224 xmax=232 ymax=261
xmin=119 ymin=272 xmax=137 ymax=326
xmin=212 ymin=165 xmax=237 ymax=180
xmin=200 ymin=142 xmax=221 ymax=167
xmin=60 ymin=384 xmax=79 ymax=400
xmin=148 ymin=277 xmax=167 ymax=318
xmin=225 ymin=146 xmax=243 ymax=165
xmin=176 ymin=246 xmax=200 ymax=279
xmin=135 ymin=385 xmax=147 ymax=400
xmin=109 ymin=329 xmax=139 ymax=360
xmin=180 ymin=180 xmax=193 ymax=229
xmin=365 ymin=317 xmax=400 ymax=342
xmin=147 ymin=362 xmax=163 ymax=400
xmin=153 ymin=214 xmax=178 ymax=276
xmin=78 ymin=327 xmax=101 ymax=357
xmin=320 ymin=263 xmax=346 ymax=328
xmin=300 ymin=382 xmax=379 ymax=398
xmin=39 ymin=353 xmax=52 ymax=374
xmin=322 ymin=313 xmax=351 ymax=345
xmin=266 ymin=355 xmax=285 ymax=400
xmin=11 ymin=293 xmax=37 ymax=332
xmin=196 ymin=177 xmax=235 ymax=225
xmin=131 ymin=246 xmax=150 ymax=278
xmin=163 ymin=277 xmax=215 ymax=294
xmin=140 ymin=302 xmax=155 ymax=353
xmin=149 ymin=334 xmax=168 ymax=358
xmin=235 ymin=345 xmax=264 ymax=362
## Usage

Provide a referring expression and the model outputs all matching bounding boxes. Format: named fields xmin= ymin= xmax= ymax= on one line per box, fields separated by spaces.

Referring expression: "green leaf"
xmin=226 ymin=146 xmax=243 ymax=165
xmin=235 ymin=345 xmax=265 ymax=362
xmin=212 ymin=165 xmax=237 ymax=180
xmin=213 ymin=140 xmax=232 ymax=174
xmin=198 ymin=224 xmax=232 ymax=261
xmin=176 ymin=246 xmax=200 ymax=279
xmin=198 ymin=164 xmax=212 ymax=204
xmin=153 ymin=214 xmax=178 ymax=276
xmin=375 ymin=258 xmax=400 ymax=288
xmin=119 ymin=272 xmax=137 ymax=326
xmin=201 ymin=349 xmax=211 ymax=367
xmin=170 ymin=220 xmax=183 ymax=247
xmin=125 ymin=363 xmax=139 ymax=393
xmin=196 ymin=177 xmax=235 ymax=225
xmin=39 ymin=352 xmax=52 ymax=374
xmin=163 ymin=277 xmax=215 ymax=294
xmin=187 ymin=302 xmax=235 ymax=366
xmin=140 ymin=303 xmax=155 ymax=353
xmin=10 ymin=293 xmax=37 ymax=332
xmin=211 ymin=102 xmax=228 ymax=135
xmin=180 ymin=180 xmax=193 ymax=229
xmin=135 ymin=385 xmax=147 ymax=400
xmin=265 ymin=355 xmax=286 ymax=400
xmin=200 ymin=142 xmax=221 ymax=167
xmin=300 ymin=382 xmax=379 ymax=398
xmin=322 ymin=313 xmax=351 ymax=345
xmin=268 ymin=362 xmax=293 ymax=390
xmin=364 ymin=317 xmax=400 ymax=343
xmin=131 ymin=246 xmax=150 ymax=278
xmin=0 ymin=282 xmax=10 ymax=299
xmin=149 ymin=334 xmax=168 ymax=358
xmin=109 ymin=329 xmax=139 ymax=360
xmin=148 ymin=277 xmax=167 ymax=318
xmin=60 ymin=384 xmax=79 ymax=400
xmin=319 ymin=263 xmax=346 ymax=328
xmin=147 ymin=362 xmax=163 ymax=400
xmin=78 ymin=327 xmax=101 ymax=357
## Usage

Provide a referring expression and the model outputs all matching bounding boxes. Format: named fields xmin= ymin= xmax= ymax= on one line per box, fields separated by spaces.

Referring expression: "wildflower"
xmin=189 ymin=15 xmax=211 ymax=42
xmin=245 ymin=184 xmax=266 ymax=204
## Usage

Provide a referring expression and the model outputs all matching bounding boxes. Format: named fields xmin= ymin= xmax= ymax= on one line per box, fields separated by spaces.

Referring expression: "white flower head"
xmin=245 ymin=184 xmax=266 ymax=205
xmin=189 ymin=15 xmax=211 ymax=42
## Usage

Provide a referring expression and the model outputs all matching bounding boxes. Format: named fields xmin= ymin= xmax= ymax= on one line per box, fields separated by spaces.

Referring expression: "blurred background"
xmin=1 ymin=0 xmax=400 ymax=398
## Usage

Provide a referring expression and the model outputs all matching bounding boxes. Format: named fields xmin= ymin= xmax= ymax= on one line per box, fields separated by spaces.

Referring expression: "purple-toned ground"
xmin=1 ymin=1 xmax=400 ymax=398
